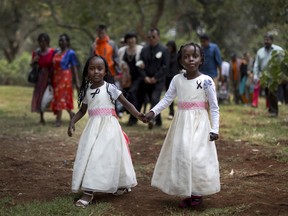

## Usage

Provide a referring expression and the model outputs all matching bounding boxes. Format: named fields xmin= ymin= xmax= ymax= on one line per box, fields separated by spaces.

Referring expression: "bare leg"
xmin=55 ymin=110 xmax=62 ymax=127
xmin=39 ymin=111 xmax=45 ymax=125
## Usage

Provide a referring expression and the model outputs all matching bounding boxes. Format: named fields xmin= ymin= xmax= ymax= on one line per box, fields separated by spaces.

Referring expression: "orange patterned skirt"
xmin=51 ymin=68 xmax=74 ymax=113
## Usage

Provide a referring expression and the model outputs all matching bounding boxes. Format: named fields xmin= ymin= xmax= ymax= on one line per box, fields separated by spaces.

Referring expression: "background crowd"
xmin=30 ymin=24 xmax=287 ymax=128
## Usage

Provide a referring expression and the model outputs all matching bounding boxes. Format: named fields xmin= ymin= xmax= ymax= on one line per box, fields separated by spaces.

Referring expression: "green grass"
xmin=0 ymin=196 xmax=117 ymax=216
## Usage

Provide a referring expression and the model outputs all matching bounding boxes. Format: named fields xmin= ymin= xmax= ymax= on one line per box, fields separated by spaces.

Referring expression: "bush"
xmin=0 ymin=52 xmax=31 ymax=85
xmin=261 ymin=50 xmax=288 ymax=92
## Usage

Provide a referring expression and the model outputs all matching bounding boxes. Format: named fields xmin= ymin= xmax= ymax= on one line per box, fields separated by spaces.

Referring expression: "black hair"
xmin=176 ymin=42 xmax=205 ymax=70
xmin=59 ymin=33 xmax=70 ymax=47
xmin=149 ymin=28 xmax=160 ymax=36
xmin=98 ymin=24 xmax=107 ymax=31
xmin=124 ymin=32 xmax=137 ymax=43
xmin=166 ymin=40 xmax=177 ymax=53
xmin=37 ymin=33 xmax=50 ymax=45
xmin=77 ymin=55 xmax=115 ymax=108
xmin=199 ymin=33 xmax=209 ymax=41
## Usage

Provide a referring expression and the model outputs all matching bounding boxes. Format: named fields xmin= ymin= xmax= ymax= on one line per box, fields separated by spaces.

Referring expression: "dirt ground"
xmin=0 ymin=124 xmax=288 ymax=216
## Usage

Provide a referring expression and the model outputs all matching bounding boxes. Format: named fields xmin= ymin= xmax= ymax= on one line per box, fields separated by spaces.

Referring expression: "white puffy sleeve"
xmin=151 ymin=77 xmax=177 ymax=116
xmin=107 ymin=83 xmax=122 ymax=100
xmin=204 ymin=77 xmax=220 ymax=134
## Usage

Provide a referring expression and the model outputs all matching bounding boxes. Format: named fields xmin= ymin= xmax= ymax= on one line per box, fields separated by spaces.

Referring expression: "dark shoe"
xmin=55 ymin=121 xmax=62 ymax=127
xmin=155 ymin=122 xmax=162 ymax=127
xmin=148 ymin=120 xmax=155 ymax=130
xmin=39 ymin=119 xmax=46 ymax=125
xmin=178 ymin=196 xmax=202 ymax=208
xmin=268 ymin=112 xmax=278 ymax=117
xmin=190 ymin=195 xmax=202 ymax=206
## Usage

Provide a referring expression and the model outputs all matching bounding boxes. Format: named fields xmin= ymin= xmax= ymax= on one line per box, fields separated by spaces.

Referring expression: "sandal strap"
xmin=83 ymin=191 xmax=93 ymax=196
xmin=75 ymin=199 xmax=90 ymax=207
xmin=113 ymin=188 xmax=131 ymax=196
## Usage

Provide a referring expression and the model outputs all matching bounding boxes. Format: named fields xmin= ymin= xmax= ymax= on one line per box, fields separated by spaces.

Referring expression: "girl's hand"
xmin=209 ymin=132 xmax=219 ymax=141
xmin=144 ymin=111 xmax=155 ymax=123
xmin=137 ymin=113 xmax=146 ymax=123
xmin=67 ymin=123 xmax=75 ymax=137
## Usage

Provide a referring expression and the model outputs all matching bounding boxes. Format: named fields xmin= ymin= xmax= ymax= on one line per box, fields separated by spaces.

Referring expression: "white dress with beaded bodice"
xmin=151 ymin=73 xmax=220 ymax=197
xmin=72 ymin=82 xmax=137 ymax=193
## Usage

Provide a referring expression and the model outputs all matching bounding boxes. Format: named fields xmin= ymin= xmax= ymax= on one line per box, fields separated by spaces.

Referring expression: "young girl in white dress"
xmin=68 ymin=55 xmax=144 ymax=208
xmin=145 ymin=42 xmax=220 ymax=208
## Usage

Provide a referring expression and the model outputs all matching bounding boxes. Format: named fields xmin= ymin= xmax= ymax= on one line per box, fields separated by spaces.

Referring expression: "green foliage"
xmin=0 ymin=52 xmax=31 ymax=85
xmin=260 ymin=50 xmax=288 ymax=92
xmin=0 ymin=54 xmax=30 ymax=85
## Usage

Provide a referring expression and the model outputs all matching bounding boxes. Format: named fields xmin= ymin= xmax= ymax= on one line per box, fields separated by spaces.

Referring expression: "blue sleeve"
xmin=68 ymin=49 xmax=78 ymax=67
xmin=214 ymin=45 xmax=222 ymax=67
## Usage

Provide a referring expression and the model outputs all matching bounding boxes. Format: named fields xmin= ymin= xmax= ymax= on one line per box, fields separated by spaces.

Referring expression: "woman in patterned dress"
xmin=51 ymin=33 xmax=80 ymax=127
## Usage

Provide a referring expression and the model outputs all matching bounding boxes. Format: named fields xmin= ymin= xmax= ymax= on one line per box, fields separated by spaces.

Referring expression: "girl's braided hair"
xmin=77 ymin=55 xmax=115 ymax=108
xmin=176 ymin=42 xmax=205 ymax=71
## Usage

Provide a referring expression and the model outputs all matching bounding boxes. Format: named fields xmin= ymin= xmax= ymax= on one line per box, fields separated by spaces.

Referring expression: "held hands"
xmin=144 ymin=76 xmax=157 ymax=84
xmin=136 ymin=111 xmax=155 ymax=123
xmin=209 ymin=132 xmax=219 ymax=141
xmin=143 ymin=111 xmax=155 ymax=123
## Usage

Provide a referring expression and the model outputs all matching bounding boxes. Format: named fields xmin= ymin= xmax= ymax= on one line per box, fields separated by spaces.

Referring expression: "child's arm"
xmin=204 ymin=78 xmax=220 ymax=141
xmin=67 ymin=103 xmax=88 ymax=137
xmin=117 ymin=94 xmax=145 ymax=121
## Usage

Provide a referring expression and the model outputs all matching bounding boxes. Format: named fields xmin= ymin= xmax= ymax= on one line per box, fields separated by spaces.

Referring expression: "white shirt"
xmin=253 ymin=44 xmax=283 ymax=80
xmin=221 ymin=61 xmax=230 ymax=77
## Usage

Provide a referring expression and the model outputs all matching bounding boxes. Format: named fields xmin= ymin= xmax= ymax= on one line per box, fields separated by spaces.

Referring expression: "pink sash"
xmin=178 ymin=101 xmax=207 ymax=110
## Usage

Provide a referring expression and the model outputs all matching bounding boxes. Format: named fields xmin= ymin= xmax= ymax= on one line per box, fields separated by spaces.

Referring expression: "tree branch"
xmin=150 ymin=0 xmax=165 ymax=28
xmin=45 ymin=0 xmax=95 ymax=41
xmin=135 ymin=0 xmax=146 ymax=41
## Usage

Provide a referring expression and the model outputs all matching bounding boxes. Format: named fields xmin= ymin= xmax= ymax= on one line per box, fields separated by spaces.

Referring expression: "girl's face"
xmin=181 ymin=45 xmax=202 ymax=72
xmin=87 ymin=57 xmax=107 ymax=87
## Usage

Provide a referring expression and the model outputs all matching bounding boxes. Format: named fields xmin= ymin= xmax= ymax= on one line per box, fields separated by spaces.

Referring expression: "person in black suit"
xmin=137 ymin=28 xmax=169 ymax=129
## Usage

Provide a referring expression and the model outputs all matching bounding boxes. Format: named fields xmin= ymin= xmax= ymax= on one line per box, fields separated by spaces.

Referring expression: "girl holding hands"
xmin=68 ymin=55 xmax=145 ymax=208
xmin=145 ymin=42 xmax=220 ymax=208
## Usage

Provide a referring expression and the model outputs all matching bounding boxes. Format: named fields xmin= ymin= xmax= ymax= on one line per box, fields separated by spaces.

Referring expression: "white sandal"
xmin=113 ymin=188 xmax=131 ymax=196
xmin=75 ymin=191 xmax=94 ymax=208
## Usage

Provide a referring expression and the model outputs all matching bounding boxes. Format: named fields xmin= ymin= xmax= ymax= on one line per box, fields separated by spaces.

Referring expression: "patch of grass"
xmin=164 ymin=203 xmax=249 ymax=216
xmin=0 ymin=196 xmax=119 ymax=216
xmin=220 ymin=102 xmax=288 ymax=147
xmin=274 ymin=147 xmax=288 ymax=162
xmin=134 ymin=163 xmax=154 ymax=181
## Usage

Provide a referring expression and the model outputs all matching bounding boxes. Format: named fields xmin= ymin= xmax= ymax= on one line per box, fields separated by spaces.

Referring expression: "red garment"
xmin=51 ymin=51 xmax=74 ymax=113
xmin=31 ymin=48 xmax=55 ymax=112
